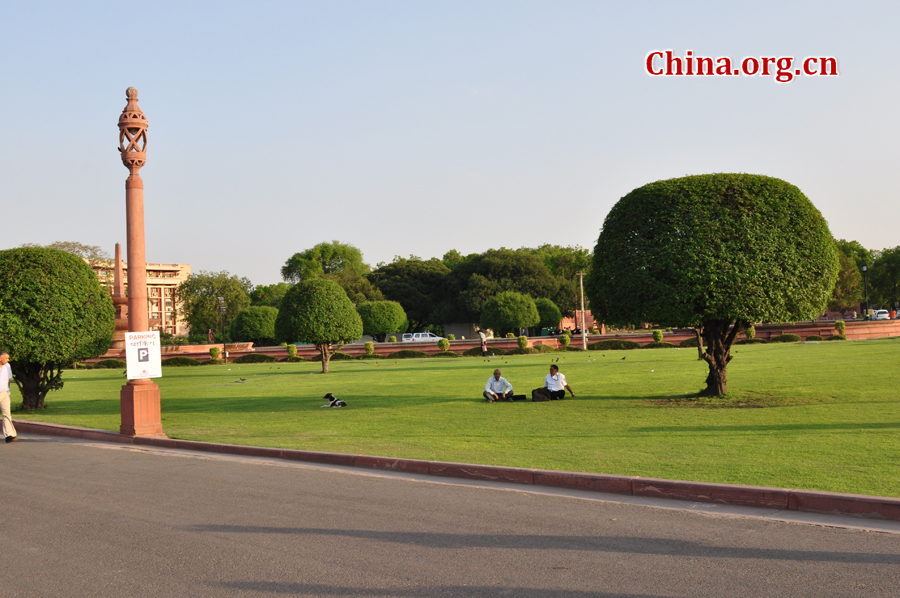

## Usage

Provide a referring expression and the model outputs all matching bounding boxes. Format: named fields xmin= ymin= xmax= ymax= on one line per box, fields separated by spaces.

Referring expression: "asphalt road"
xmin=1 ymin=435 xmax=898 ymax=597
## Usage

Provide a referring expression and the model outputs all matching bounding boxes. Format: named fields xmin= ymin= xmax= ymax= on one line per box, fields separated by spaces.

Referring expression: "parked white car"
xmin=401 ymin=332 xmax=446 ymax=342
xmin=873 ymin=309 xmax=890 ymax=320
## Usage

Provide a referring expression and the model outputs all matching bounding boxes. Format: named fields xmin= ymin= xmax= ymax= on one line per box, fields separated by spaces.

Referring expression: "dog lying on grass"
xmin=320 ymin=393 xmax=347 ymax=408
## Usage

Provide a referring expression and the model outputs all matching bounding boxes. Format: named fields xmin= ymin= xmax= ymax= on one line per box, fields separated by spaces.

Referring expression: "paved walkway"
xmin=2 ymin=433 xmax=899 ymax=597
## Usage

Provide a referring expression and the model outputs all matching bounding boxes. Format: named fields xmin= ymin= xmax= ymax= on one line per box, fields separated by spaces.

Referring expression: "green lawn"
xmin=12 ymin=338 xmax=900 ymax=497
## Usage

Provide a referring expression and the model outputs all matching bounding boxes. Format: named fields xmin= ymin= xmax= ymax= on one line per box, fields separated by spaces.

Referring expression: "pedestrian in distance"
xmin=478 ymin=329 xmax=488 ymax=357
xmin=544 ymin=364 xmax=575 ymax=400
xmin=484 ymin=369 xmax=514 ymax=402
xmin=0 ymin=350 xmax=18 ymax=443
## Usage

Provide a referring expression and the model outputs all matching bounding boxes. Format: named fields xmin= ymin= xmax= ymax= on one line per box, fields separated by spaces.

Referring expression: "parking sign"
xmin=125 ymin=331 xmax=162 ymax=380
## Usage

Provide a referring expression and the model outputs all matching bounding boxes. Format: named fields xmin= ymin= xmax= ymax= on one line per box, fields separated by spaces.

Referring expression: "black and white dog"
xmin=320 ymin=393 xmax=347 ymax=408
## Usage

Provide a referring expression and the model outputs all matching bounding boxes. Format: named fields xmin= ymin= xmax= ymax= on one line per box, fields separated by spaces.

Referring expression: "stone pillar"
xmin=110 ymin=242 xmax=128 ymax=351
xmin=118 ymin=87 xmax=165 ymax=437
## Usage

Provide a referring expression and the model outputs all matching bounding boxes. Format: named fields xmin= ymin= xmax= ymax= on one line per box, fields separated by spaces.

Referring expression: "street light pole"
xmin=217 ymin=296 xmax=227 ymax=363
xmin=577 ymin=271 xmax=587 ymax=351
xmin=862 ymin=261 xmax=869 ymax=319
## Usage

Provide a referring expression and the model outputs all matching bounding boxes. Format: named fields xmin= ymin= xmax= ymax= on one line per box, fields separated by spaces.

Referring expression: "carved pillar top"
xmin=118 ymin=87 xmax=148 ymax=174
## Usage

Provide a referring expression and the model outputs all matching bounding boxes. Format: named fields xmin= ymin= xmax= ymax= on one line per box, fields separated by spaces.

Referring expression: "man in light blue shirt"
xmin=484 ymin=369 xmax=513 ymax=402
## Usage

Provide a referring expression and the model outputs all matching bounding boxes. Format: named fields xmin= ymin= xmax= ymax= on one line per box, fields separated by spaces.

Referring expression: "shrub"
xmin=734 ymin=338 xmax=768 ymax=345
xmin=286 ymin=344 xmax=297 ymax=358
xmin=462 ymin=346 xmax=506 ymax=357
xmin=588 ymin=339 xmax=641 ymax=351
xmin=770 ymin=334 xmax=802 ymax=343
xmin=231 ymin=353 xmax=278 ymax=364
xmin=652 ymin=330 xmax=664 ymax=343
xmin=480 ymin=291 xmax=540 ymax=337
xmin=229 ymin=305 xmax=279 ymax=346
xmin=641 ymin=341 xmax=677 ymax=349
xmin=93 ymin=359 xmax=127 ymax=369
xmin=825 ymin=334 xmax=847 ymax=341
xmin=805 ymin=335 xmax=823 ymax=341
xmin=534 ymin=344 xmax=557 ymax=353
xmin=431 ymin=351 xmax=460 ymax=358
xmin=388 ymin=336 xmax=397 ymax=343
xmin=564 ymin=346 xmax=584 ymax=351
xmin=310 ymin=351 xmax=354 ymax=361
xmin=559 ymin=334 xmax=571 ymax=349
xmin=280 ymin=355 xmax=307 ymax=362
xmin=438 ymin=338 xmax=450 ymax=352
xmin=161 ymin=357 xmax=201 ymax=367
xmin=357 ymin=353 xmax=386 ymax=359
xmin=505 ymin=347 xmax=537 ymax=355
xmin=745 ymin=325 xmax=756 ymax=339
xmin=534 ymin=297 xmax=562 ymax=330
xmin=517 ymin=335 xmax=528 ymax=350
xmin=447 ymin=334 xmax=455 ymax=341
xmin=835 ymin=320 xmax=846 ymax=334
xmin=201 ymin=359 xmax=224 ymax=365
xmin=209 ymin=347 xmax=221 ymax=360
xmin=356 ymin=300 xmax=407 ymax=342
xmin=364 ymin=341 xmax=375 ymax=355
xmin=679 ymin=337 xmax=700 ymax=348
xmin=387 ymin=349 xmax=429 ymax=359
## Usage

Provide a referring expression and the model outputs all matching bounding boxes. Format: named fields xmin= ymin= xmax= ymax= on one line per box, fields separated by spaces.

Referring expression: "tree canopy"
xmin=174 ymin=270 xmax=252 ymax=340
xmin=0 ymin=247 xmax=114 ymax=410
xmin=281 ymin=241 xmax=370 ymax=283
xmin=249 ymin=282 xmax=292 ymax=309
xmin=274 ymin=279 xmax=363 ymax=372
xmin=587 ymin=173 xmax=839 ymax=396
xmin=357 ymin=300 xmax=407 ymax=342
xmin=869 ymin=246 xmax=900 ymax=309
xmin=229 ymin=306 xmax=279 ymax=346
xmin=437 ymin=249 xmax=565 ymax=323
xmin=479 ymin=291 xmax=539 ymax=337
xmin=367 ymin=257 xmax=450 ymax=332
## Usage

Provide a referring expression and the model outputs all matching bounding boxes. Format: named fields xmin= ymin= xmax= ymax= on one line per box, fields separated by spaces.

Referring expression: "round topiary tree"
xmin=586 ymin=173 xmax=839 ymax=396
xmin=229 ymin=306 xmax=279 ymax=346
xmin=652 ymin=330 xmax=664 ymax=343
xmin=356 ymin=300 xmax=407 ymax=342
xmin=275 ymin=279 xmax=363 ymax=373
xmin=534 ymin=297 xmax=562 ymax=331
xmin=209 ymin=346 xmax=221 ymax=360
xmin=0 ymin=247 xmax=115 ymax=410
xmin=479 ymin=291 xmax=539 ymax=338
xmin=517 ymin=335 xmax=528 ymax=350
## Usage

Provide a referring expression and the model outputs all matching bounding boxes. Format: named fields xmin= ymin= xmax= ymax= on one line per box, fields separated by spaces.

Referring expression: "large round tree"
xmin=586 ymin=173 xmax=838 ymax=396
xmin=0 ymin=247 xmax=115 ymax=410
xmin=229 ymin=306 xmax=279 ymax=346
xmin=274 ymin=279 xmax=363 ymax=373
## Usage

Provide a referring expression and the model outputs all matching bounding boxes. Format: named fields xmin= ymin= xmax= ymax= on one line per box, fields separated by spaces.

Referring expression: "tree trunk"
xmin=11 ymin=362 xmax=63 ymax=411
xmin=698 ymin=319 xmax=747 ymax=396
xmin=317 ymin=344 xmax=332 ymax=374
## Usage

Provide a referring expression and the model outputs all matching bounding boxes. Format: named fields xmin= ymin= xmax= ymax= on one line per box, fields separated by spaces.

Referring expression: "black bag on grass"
xmin=532 ymin=387 xmax=552 ymax=402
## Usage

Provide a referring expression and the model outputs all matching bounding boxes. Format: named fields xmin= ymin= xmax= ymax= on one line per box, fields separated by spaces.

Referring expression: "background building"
xmin=93 ymin=261 xmax=191 ymax=336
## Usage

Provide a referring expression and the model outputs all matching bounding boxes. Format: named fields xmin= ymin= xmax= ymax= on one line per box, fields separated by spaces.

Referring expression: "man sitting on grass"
xmin=545 ymin=364 xmax=575 ymax=400
xmin=484 ymin=369 xmax=514 ymax=402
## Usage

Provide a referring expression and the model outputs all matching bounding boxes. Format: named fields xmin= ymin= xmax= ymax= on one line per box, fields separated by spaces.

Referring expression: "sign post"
xmin=125 ymin=331 xmax=162 ymax=380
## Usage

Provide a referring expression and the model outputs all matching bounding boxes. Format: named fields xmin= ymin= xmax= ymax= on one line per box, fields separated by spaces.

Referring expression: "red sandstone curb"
xmin=14 ymin=420 xmax=900 ymax=522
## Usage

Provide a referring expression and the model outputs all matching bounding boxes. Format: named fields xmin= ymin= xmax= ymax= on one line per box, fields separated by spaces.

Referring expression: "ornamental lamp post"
xmin=118 ymin=87 xmax=165 ymax=437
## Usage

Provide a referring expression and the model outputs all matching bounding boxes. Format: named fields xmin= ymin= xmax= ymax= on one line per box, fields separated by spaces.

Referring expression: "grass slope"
xmin=13 ymin=339 xmax=900 ymax=497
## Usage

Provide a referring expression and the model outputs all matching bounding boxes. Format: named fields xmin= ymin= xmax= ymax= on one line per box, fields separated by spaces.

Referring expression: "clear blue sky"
xmin=2 ymin=1 xmax=897 ymax=286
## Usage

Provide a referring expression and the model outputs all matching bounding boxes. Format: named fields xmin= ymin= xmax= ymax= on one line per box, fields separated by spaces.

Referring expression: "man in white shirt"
xmin=544 ymin=364 xmax=575 ymax=400
xmin=484 ymin=369 xmax=513 ymax=402
xmin=0 ymin=350 xmax=18 ymax=442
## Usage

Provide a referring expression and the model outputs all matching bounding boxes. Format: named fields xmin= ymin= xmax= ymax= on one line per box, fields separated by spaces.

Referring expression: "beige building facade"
xmin=93 ymin=261 xmax=191 ymax=336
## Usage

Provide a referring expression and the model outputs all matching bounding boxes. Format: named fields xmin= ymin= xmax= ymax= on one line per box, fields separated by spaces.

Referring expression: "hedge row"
xmin=231 ymin=353 xmax=278 ymax=364
xmin=588 ymin=339 xmax=641 ymax=351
